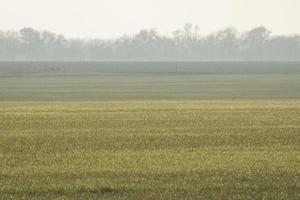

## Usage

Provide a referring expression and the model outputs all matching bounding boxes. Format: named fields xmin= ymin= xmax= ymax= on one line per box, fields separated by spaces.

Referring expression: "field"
xmin=1 ymin=74 xmax=300 ymax=101
xmin=0 ymin=62 xmax=300 ymax=199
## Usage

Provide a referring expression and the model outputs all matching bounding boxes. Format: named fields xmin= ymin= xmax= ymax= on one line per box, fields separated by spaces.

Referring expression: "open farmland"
xmin=0 ymin=62 xmax=300 ymax=199
xmin=1 ymin=73 xmax=300 ymax=101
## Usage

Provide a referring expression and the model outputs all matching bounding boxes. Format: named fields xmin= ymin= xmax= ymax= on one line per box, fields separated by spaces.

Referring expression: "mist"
xmin=1 ymin=25 xmax=300 ymax=61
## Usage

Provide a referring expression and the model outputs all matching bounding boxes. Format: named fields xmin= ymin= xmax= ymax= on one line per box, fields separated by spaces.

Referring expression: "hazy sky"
xmin=1 ymin=0 xmax=299 ymax=38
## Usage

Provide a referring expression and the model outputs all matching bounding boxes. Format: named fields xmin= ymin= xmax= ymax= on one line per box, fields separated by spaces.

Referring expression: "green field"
xmin=0 ymin=66 xmax=300 ymax=199
xmin=1 ymin=74 xmax=300 ymax=101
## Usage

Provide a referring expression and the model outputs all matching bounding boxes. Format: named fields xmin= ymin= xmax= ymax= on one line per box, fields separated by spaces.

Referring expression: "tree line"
xmin=1 ymin=24 xmax=300 ymax=61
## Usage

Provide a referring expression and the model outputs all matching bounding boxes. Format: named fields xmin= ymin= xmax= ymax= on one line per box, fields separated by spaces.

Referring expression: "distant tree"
xmin=266 ymin=36 xmax=300 ymax=61
xmin=214 ymin=27 xmax=239 ymax=60
xmin=0 ymin=31 xmax=20 ymax=61
xmin=0 ymin=25 xmax=299 ymax=61
xmin=20 ymin=27 xmax=44 ymax=60
xmin=241 ymin=26 xmax=271 ymax=60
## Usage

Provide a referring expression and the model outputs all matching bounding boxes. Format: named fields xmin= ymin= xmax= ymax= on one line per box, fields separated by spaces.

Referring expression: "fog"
xmin=1 ymin=0 xmax=300 ymax=61
xmin=0 ymin=25 xmax=300 ymax=61
xmin=1 ymin=0 xmax=300 ymax=38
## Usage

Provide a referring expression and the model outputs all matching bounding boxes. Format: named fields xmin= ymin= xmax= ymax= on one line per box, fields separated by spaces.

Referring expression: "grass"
xmin=0 ymin=68 xmax=300 ymax=199
xmin=0 ymin=74 xmax=300 ymax=101
xmin=0 ymin=101 xmax=299 ymax=199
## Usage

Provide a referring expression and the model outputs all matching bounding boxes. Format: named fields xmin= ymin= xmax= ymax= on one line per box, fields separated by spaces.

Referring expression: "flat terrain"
xmin=1 ymin=74 xmax=300 ymax=101
xmin=0 ymin=101 xmax=299 ymax=199
xmin=0 ymin=62 xmax=299 ymax=199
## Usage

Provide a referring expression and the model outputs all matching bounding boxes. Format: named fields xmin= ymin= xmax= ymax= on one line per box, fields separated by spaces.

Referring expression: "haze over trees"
xmin=0 ymin=24 xmax=300 ymax=61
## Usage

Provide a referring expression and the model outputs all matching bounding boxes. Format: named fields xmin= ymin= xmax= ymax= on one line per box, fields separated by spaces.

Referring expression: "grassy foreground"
xmin=0 ymin=101 xmax=299 ymax=199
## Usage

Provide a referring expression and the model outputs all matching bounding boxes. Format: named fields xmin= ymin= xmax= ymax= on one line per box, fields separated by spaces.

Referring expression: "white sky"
xmin=1 ymin=0 xmax=299 ymax=38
